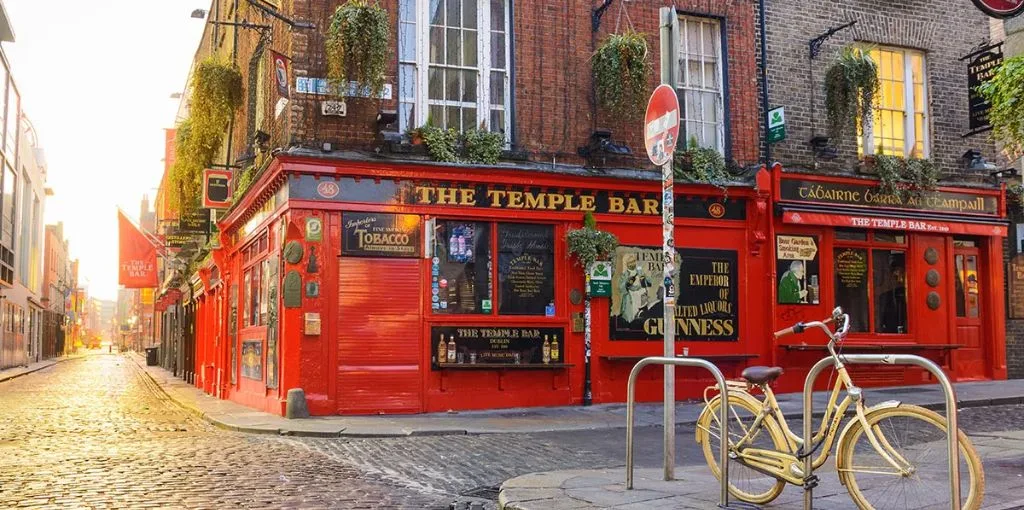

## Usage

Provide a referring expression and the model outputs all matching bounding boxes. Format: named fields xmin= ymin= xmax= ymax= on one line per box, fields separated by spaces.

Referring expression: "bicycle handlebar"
xmin=774 ymin=307 xmax=850 ymax=342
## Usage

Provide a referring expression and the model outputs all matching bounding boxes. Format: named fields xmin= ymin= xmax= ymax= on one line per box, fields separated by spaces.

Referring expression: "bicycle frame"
xmin=708 ymin=310 xmax=914 ymax=486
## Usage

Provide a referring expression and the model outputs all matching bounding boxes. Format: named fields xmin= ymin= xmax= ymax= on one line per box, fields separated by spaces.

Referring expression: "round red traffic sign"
xmin=644 ymin=84 xmax=681 ymax=166
xmin=972 ymin=0 xmax=1024 ymax=18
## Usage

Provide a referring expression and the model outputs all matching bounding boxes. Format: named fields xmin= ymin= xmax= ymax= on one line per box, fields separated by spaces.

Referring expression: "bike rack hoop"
xmin=801 ymin=354 xmax=961 ymax=510
xmin=625 ymin=356 xmax=730 ymax=508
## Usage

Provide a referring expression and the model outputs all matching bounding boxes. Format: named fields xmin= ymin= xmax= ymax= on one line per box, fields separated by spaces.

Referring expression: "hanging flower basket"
xmin=592 ymin=31 xmax=651 ymax=118
xmin=824 ymin=46 xmax=879 ymax=144
xmin=325 ymin=0 xmax=389 ymax=98
xmin=566 ymin=212 xmax=619 ymax=269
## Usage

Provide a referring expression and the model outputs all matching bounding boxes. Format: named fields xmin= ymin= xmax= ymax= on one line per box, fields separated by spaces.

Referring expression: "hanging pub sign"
xmin=971 ymin=0 xmax=1024 ymax=18
xmin=965 ymin=43 xmax=1003 ymax=134
xmin=290 ymin=175 xmax=745 ymax=219
xmin=177 ymin=210 xmax=211 ymax=234
xmin=203 ymin=169 xmax=232 ymax=209
xmin=779 ymin=178 xmax=1000 ymax=216
xmin=431 ymin=326 xmax=565 ymax=367
xmin=609 ymin=246 xmax=739 ymax=341
xmin=342 ymin=212 xmax=422 ymax=258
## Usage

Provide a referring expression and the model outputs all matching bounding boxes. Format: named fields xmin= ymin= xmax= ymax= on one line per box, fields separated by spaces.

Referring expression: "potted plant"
xmin=592 ymin=31 xmax=651 ymax=118
xmin=824 ymin=46 xmax=879 ymax=145
xmin=874 ymin=154 xmax=939 ymax=201
xmin=673 ymin=137 xmax=730 ymax=191
xmin=325 ymin=0 xmax=389 ymax=97
xmin=462 ymin=127 xmax=505 ymax=164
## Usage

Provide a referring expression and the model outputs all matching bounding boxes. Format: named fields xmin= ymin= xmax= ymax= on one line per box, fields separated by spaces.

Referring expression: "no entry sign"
xmin=644 ymin=84 xmax=681 ymax=166
xmin=972 ymin=0 xmax=1024 ymax=18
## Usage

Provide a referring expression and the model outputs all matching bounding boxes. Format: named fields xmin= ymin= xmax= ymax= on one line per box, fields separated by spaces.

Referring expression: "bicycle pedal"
xmin=802 ymin=475 xmax=819 ymax=491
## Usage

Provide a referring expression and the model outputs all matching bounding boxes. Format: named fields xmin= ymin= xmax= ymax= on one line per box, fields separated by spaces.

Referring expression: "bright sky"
xmin=3 ymin=0 xmax=206 ymax=300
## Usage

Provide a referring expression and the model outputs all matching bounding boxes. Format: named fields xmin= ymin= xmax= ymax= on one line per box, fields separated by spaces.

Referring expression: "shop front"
xmin=769 ymin=166 xmax=1008 ymax=391
xmin=210 ymin=156 xmax=774 ymax=415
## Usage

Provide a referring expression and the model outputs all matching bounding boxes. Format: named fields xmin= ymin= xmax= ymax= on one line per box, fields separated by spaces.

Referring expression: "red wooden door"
xmin=954 ymin=247 xmax=985 ymax=379
xmin=337 ymin=257 xmax=423 ymax=414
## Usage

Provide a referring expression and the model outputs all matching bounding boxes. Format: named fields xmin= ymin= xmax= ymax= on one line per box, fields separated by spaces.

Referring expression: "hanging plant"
xmin=325 ymin=0 xmax=389 ymax=98
xmin=673 ymin=138 xmax=730 ymax=190
xmin=169 ymin=58 xmax=243 ymax=214
xmin=592 ymin=31 xmax=651 ymax=117
xmin=1007 ymin=183 xmax=1024 ymax=221
xmin=462 ymin=129 xmax=505 ymax=164
xmin=979 ymin=55 xmax=1024 ymax=158
xmin=566 ymin=212 xmax=619 ymax=269
xmin=874 ymin=154 xmax=939 ymax=201
xmin=232 ymin=165 xmax=258 ymax=202
xmin=420 ymin=125 xmax=460 ymax=163
xmin=824 ymin=46 xmax=879 ymax=143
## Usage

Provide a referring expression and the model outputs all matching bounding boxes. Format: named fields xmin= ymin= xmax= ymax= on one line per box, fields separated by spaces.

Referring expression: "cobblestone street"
xmin=4 ymin=354 xmax=1024 ymax=509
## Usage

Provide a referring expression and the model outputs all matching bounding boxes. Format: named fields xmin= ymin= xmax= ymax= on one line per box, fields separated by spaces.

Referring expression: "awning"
xmin=782 ymin=209 xmax=1007 ymax=237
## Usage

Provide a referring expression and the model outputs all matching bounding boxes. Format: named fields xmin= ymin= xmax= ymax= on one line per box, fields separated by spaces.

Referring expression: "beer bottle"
xmin=542 ymin=335 xmax=551 ymax=364
xmin=447 ymin=335 xmax=457 ymax=363
xmin=550 ymin=334 xmax=559 ymax=362
xmin=437 ymin=335 xmax=447 ymax=365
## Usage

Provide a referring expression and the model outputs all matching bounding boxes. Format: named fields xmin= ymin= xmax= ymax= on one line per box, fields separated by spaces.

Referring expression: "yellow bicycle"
xmin=695 ymin=308 xmax=984 ymax=509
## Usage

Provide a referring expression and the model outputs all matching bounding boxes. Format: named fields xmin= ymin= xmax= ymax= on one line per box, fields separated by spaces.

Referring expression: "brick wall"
xmin=213 ymin=0 xmax=761 ymax=168
xmin=762 ymin=0 xmax=999 ymax=174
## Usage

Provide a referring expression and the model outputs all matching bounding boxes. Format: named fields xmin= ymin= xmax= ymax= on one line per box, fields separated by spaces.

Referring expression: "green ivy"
xmin=170 ymin=58 xmax=243 ymax=214
xmin=420 ymin=125 xmax=460 ymax=163
xmin=673 ymin=139 xmax=730 ymax=190
xmin=874 ymin=154 xmax=939 ymax=201
xmin=979 ymin=55 xmax=1024 ymax=158
xmin=325 ymin=0 xmax=389 ymax=98
xmin=232 ymin=165 xmax=257 ymax=202
xmin=1008 ymin=183 xmax=1024 ymax=220
xmin=824 ymin=46 xmax=879 ymax=143
xmin=566 ymin=212 xmax=619 ymax=269
xmin=462 ymin=129 xmax=505 ymax=164
xmin=592 ymin=31 xmax=651 ymax=117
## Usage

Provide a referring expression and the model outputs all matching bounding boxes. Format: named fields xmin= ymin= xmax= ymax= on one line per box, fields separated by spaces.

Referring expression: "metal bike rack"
xmin=625 ymin=356 xmax=731 ymax=508
xmin=802 ymin=354 xmax=961 ymax=510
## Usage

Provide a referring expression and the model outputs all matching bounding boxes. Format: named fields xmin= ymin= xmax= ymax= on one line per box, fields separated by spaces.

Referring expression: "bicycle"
xmin=694 ymin=307 xmax=984 ymax=509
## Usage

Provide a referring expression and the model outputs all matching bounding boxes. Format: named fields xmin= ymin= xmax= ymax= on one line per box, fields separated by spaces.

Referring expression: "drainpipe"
xmin=759 ymin=0 xmax=771 ymax=164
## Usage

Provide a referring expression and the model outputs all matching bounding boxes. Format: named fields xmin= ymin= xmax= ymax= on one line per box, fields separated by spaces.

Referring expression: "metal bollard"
xmin=625 ymin=356 xmax=730 ymax=508
xmin=802 ymin=354 xmax=961 ymax=510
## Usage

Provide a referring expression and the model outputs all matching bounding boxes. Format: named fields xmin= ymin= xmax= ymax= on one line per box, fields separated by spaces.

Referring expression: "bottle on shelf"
xmin=542 ymin=335 xmax=551 ymax=364
xmin=550 ymin=334 xmax=559 ymax=362
xmin=447 ymin=335 xmax=457 ymax=363
xmin=437 ymin=335 xmax=447 ymax=365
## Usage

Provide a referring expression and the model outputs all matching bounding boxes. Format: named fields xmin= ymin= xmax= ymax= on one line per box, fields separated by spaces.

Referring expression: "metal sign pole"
xmin=658 ymin=6 xmax=680 ymax=481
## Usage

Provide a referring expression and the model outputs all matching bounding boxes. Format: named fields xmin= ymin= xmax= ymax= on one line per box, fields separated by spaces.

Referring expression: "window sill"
xmin=434 ymin=362 xmax=573 ymax=370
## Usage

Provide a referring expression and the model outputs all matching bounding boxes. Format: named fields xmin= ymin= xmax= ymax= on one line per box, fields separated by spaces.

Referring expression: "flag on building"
xmin=118 ymin=210 xmax=158 ymax=288
xmin=270 ymin=50 xmax=290 ymax=98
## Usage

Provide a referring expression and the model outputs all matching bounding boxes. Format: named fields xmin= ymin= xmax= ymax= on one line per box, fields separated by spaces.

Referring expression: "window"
xmin=5 ymin=84 xmax=17 ymax=164
xmin=955 ymin=254 xmax=980 ymax=318
xmin=18 ymin=172 xmax=29 ymax=286
xmin=676 ymin=16 xmax=724 ymax=152
xmin=398 ymin=0 xmax=511 ymax=135
xmin=858 ymin=47 xmax=929 ymax=158
xmin=432 ymin=221 xmax=555 ymax=316
xmin=832 ymin=230 xmax=907 ymax=334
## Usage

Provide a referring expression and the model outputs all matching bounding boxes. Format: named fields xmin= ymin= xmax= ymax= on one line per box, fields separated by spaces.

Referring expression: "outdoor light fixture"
xmin=963 ymin=148 xmax=998 ymax=172
xmin=810 ymin=135 xmax=838 ymax=161
xmin=253 ymin=130 xmax=270 ymax=152
xmin=190 ymin=8 xmax=207 ymax=19
xmin=375 ymin=110 xmax=402 ymax=145
xmin=577 ymin=130 xmax=632 ymax=159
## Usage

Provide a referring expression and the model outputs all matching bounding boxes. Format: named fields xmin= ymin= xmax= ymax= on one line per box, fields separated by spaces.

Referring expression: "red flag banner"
xmin=118 ymin=211 xmax=158 ymax=288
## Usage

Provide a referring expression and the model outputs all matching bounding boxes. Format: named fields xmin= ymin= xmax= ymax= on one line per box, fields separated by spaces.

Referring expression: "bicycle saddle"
xmin=741 ymin=366 xmax=784 ymax=385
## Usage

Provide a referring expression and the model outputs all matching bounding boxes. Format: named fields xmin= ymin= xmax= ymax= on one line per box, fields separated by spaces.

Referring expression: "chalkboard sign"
xmin=342 ymin=212 xmax=422 ymax=258
xmin=431 ymin=326 xmax=564 ymax=367
xmin=834 ymin=248 xmax=869 ymax=332
xmin=498 ymin=224 xmax=554 ymax=315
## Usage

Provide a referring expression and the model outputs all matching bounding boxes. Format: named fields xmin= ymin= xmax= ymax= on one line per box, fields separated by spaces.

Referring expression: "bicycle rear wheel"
xmin=697 ymin=393 xmax=787 ymax=505
xmin=837 ymin=404 xmax=984 ymax=510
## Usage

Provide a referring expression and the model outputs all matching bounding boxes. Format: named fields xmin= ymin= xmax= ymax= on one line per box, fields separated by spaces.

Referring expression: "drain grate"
xmin=460 ymin=485 xmax=500 ymax=501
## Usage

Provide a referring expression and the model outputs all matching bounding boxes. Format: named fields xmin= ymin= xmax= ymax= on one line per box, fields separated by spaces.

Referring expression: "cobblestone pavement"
xmin=3 ymin=354 xmax=1024 ymax=509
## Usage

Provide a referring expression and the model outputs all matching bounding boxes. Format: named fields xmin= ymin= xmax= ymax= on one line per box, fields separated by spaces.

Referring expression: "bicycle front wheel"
xmin=837 ymin=404 xmax=985 ymax=510
xmin=697 ymin=392 xmax=787 ymax=505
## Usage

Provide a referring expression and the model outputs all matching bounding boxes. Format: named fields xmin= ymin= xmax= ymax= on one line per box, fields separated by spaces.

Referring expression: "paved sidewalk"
xmin=0 ymin=353 xmax=87 ymax=383
xmin=127 ymin=352 xmax=1024 ymax=438
xmin=498 ymin=431 xmax=1024 ymax=509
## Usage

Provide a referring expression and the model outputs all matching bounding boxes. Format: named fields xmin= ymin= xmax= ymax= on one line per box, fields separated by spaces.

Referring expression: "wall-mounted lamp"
xmin=190 ymin=8 xmax=207 ymax=19
xmin=577 ymin=130 xmax=631 ymax=159
xmin=253 ymin=130 xmax=270 ymax=153
xmin=376 ymin=110 xmax=402 ymax=145
xmin=963 ymin=149 xmax=997 ymax=172
xmin=810 ymin=135 xmax=838 ymax=161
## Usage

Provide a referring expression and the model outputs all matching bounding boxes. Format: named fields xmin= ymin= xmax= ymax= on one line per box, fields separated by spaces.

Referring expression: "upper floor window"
xmin=676 ymin=15 xmax=724 ymax=152
xmin=398 ymin=0 xmax=511 ymax=135
xmin=858 ymin=47 xmax=929 ymax=158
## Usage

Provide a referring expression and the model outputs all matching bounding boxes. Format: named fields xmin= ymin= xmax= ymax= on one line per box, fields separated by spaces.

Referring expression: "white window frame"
xmin=861 ymin=47 xmax=930 ymax=158
xmin=676 ymin=15 xmax=725 ymax=153
xmin=400 ymin=0 xmax=511 ymax=135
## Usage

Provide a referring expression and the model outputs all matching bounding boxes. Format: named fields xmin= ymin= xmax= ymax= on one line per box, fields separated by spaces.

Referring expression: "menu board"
xmin=498 ymin=224 xmax=554 ymax=315
xmin=834 ymin=248 xmax=869 ymax=331
xmin=610 ymin=246 xmax=739 ymax=341
xmin=1010 ymin=255 xmax=1024 ymax=319
xmin=342 ymin=212 xmax=422 ymax=258
xmin=431 ymin=326 xmax=565 ymax=367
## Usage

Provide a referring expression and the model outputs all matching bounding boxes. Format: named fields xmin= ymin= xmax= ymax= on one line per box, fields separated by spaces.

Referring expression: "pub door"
xmin=954 ymin=244 xmax=986 ymax=379
xmin=337 ymin=257 xmax=423 ymax=414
